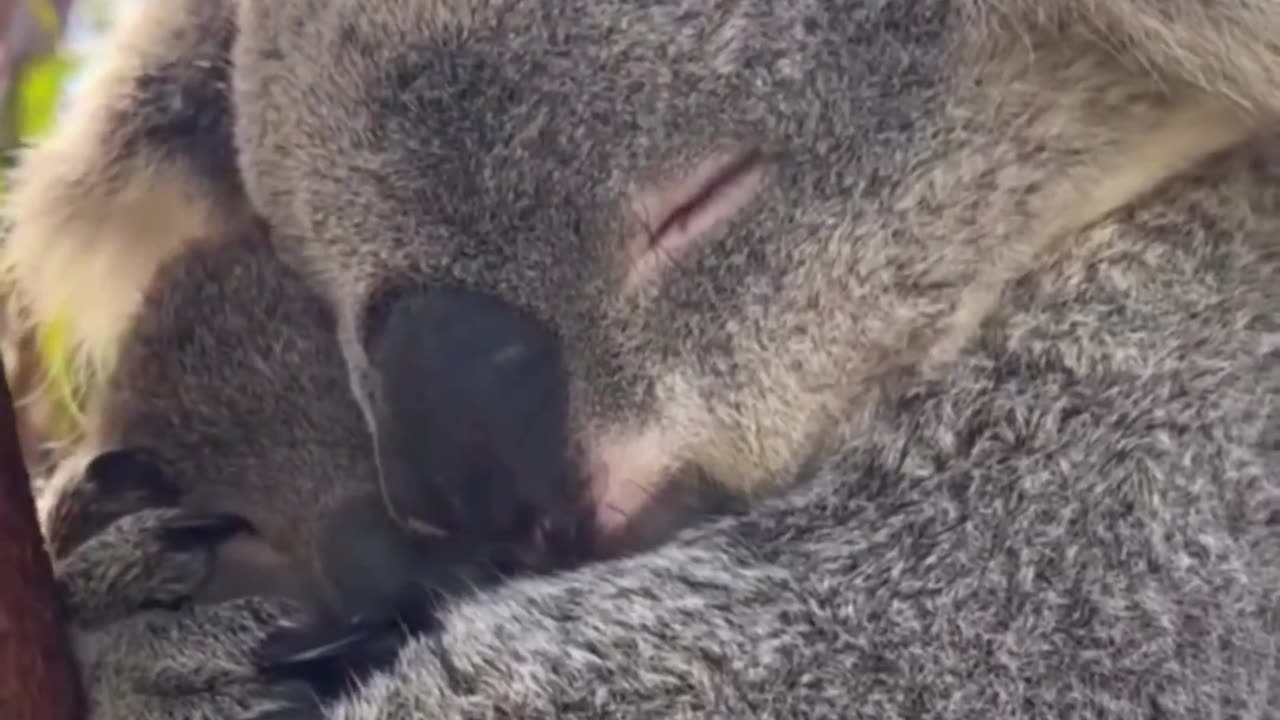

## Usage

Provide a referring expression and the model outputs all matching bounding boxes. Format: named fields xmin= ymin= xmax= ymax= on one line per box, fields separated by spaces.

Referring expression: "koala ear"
xmin=42 ymin=447 xmax=182 ymax=560
xmin=0 ymin=0 xmax=256 ymax=446
xmin=81 ymin=448 xmax=180 ymax=507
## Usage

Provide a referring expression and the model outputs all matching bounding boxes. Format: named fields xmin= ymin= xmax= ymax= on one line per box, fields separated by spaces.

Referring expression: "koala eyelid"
xmin=622 ymin=145 xmax=773 ymax=293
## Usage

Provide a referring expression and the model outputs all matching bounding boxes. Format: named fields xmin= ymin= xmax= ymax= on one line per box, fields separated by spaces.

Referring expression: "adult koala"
xmin=7 ymin=0 xmax=1280 ymax=718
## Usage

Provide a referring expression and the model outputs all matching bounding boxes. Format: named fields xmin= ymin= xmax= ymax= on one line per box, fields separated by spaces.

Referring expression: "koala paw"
xmin=253 ymin=582 xmax=443 ymax=702
xmin=56 ymin=509 xmax=327 ymax=720
xmin=77 ymin=597 xmax=325 ymax=720
xmin=56 ymin=507 xmax=247 ymax=625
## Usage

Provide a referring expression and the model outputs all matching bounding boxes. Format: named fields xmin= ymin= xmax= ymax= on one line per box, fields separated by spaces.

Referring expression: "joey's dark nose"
xmin=313 ymin=490 xmax=500 ymax=621
xmin=362 ymin=287 xmax=580 ymax=544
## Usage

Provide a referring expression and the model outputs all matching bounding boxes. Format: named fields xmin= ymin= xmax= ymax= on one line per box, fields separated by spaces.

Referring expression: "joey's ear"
xmin=0 ymin=0 xmax=256 ymax=448
xmin=43 ymin=447 xmax=182 ymax=560
xmin=81 ymin=448 xmax=180 ymax=506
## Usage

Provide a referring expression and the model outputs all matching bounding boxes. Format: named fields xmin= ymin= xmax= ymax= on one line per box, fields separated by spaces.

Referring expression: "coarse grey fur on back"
xmin=15 ymin=0 xmax=1280 ymax=717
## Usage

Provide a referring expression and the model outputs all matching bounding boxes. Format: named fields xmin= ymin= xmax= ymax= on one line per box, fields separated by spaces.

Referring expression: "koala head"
xmin=15 ymin=0 xmax=1138 ymax=566
xmin=228 ymin=0 xmax=964 ymax=552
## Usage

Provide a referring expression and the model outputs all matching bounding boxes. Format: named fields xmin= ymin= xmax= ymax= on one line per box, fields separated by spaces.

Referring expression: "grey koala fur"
xmin=14 ymin=1 xmax=603 ymax=621
xmin=13 ymin=0 xmax=1280 ymax=717
xmin=45 ymin=230 xmax=380 ymax=614
xmin=45 ymin=228 xmax=592 ymax=632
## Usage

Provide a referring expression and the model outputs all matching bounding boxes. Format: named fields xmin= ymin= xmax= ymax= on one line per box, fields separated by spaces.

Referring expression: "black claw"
xmin=242 ymin=711 xmax=319 ymax=720
xmin=242 ymin=710 xmax=324 ymax=720
xmin=252 ymin=581 xmax=444 ymax=701
xmin=240 ymin=686 xmax=325 ymax=720
xmin=159 ymin=513 xmax=252 ymax=549
xmin=254 ymin=599 xmax=436 ymax=700
xmin=256 ymin=622 xmax=384 ymax=670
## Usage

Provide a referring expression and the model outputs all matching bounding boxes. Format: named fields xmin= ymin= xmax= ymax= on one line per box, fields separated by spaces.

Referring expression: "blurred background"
xmin=1 ymin=0 xmax=138 ymax=169
xmin=0 ymin=0 xmax=138 ymax=468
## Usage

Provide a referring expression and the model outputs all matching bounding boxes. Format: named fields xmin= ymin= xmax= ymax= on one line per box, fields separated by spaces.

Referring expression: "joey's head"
xmin=232 ymin=1 xmax=967 ymax=551
xmin=47 ymin=234 xmax=592 ymax=622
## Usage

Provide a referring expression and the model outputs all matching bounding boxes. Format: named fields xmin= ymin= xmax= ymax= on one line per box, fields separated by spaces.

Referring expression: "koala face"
xmin=232 ymin=0 xmax=956 ymax=550
xmin=45 ymin=233 xmax=593 ymax=623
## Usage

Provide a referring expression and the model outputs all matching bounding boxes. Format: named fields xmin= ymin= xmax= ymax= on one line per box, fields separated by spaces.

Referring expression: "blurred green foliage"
xmin=28 ymin=0 xmax=61 ymax=35
xmin=1 ymin=0 xmax=82 ymax=189
xmin=7 ymin=51 xmax=79 ymax=148
xmin=1 ymin=0 xmax=130 ymax=177
xmin=0 ymin=0 xmax=119 ymax=440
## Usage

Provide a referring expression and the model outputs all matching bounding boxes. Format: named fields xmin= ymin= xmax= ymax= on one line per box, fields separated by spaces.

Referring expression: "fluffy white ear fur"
xmin=0 ymin=0 xmax=251 ymax=458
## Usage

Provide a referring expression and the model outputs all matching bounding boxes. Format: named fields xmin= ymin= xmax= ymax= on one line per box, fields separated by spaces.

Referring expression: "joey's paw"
xmin=56 ymin=507 xmax=251 ymax=626
xmin=75 ymin=594 xmax=324 ymax=720
xmin=255 ymin=618 xmax=411 ymax=702
xmin=254 ymin=583 xmax=443 ymax=702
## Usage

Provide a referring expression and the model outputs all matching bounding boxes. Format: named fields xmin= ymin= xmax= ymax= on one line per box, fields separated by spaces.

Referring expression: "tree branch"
xmin=0 ymin=352 xmax=85 ymax=718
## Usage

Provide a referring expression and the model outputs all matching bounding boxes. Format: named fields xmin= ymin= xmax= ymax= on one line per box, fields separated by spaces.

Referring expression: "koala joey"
xmin=9 ymin=0 xmax=1280 ymax=717
xmin=39 ymin=228 xmax=597 ymax=690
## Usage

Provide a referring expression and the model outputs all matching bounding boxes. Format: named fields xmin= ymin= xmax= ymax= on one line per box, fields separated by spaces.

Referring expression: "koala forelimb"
xmin=928 ymin=90 xmax=1258 ymax=370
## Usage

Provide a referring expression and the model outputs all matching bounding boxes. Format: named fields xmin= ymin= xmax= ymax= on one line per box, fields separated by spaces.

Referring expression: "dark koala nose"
xmin=363 ymin=286 xmax=582 ymax=545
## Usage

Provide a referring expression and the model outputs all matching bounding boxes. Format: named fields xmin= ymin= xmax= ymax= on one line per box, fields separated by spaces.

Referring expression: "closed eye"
xmin=624 ymin=145 xmax=773 ymax=291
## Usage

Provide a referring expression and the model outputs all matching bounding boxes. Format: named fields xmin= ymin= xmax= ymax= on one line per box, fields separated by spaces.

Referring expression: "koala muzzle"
xmin=362 ymin=286 xmax=587 ymax=553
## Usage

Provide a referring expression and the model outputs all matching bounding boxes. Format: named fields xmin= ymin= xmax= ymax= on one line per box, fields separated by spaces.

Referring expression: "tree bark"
xmin=0 ymin=353 xmax=85 ymax=720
